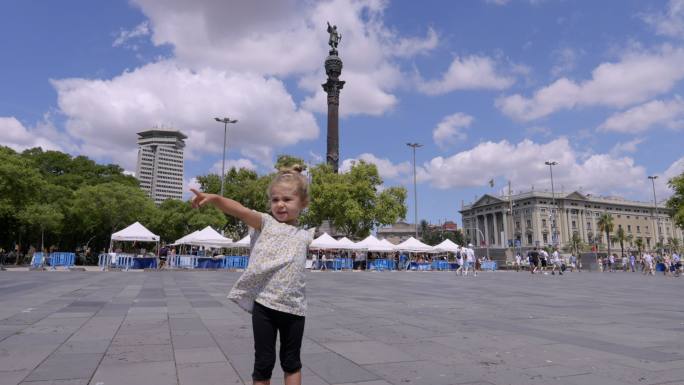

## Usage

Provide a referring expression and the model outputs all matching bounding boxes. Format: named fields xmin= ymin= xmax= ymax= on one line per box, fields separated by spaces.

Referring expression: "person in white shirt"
xmin=550 ymin=249 xmax=563 ymax=275
xmin=514 ymin=253 xmax=521 ymax=272
xmin=455 ymin=250 xmax=464 ymax=276
xmin=320 ymin=253 xmax=327 ymax=270
xmin=643 ymin=253 xmax=654 ymax=275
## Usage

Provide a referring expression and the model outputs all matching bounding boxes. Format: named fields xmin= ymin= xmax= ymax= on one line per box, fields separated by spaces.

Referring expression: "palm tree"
xmin=569 ymin=232 xmax=583 ymax=256
xmin=611 ymin=227 xmax=631 ymax=257
xmin=666 ymin=237 xmax=680 ymax=254
xmin=597 ymin=214 xmax=614 ymax=257
xmin=634 ymin=238 xmax=644 ymax=257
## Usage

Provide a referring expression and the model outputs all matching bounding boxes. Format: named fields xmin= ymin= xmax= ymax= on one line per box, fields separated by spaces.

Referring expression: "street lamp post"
xmin=406 ymin=143 xmax=422 ymax=239
xmin=545 ymin=161 xmax=558 ymax=246
xmin=214 ymin=117 xmax=238 ymax=197
xmin=648 ymin=175 xmax=660 ymax=255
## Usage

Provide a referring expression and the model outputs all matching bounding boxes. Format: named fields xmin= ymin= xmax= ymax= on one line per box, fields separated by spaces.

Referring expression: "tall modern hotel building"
xmin=135 ymin=129 xmax=186 ymax=204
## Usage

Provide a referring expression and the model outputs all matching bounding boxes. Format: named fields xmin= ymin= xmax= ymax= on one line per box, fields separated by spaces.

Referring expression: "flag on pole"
xmin=488 ymin=178 xmax=494 ymax=188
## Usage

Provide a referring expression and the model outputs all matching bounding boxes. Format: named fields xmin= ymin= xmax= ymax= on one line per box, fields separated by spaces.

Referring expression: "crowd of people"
xmin=512 ymin=247 xmax=681 ymax=278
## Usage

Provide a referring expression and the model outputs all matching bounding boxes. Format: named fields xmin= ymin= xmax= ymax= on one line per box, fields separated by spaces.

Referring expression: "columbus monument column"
xmin=322 ymin=22 xmax=345 ymax=172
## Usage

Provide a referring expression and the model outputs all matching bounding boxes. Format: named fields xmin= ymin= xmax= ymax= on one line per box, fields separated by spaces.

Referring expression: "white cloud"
xmin=432 ymin=113 xmax=473 ymax=148
xmin=610 ymin=138 xmax=644 ymax=156
xmin=642 ymin=0 xmax=684 ymax=39
xmin=550 ymin=47 xmax=581 ymax=77
xmin=113 ymin=21 xmax=150 ymax=48
xmin=497 ymin=45 xmax=684 ymax=121
xmin=0 ymin=116 xmax=65 ymax=152
xmin=340 ymin=153 xmax=411 ymax=180
xmin=598 ymin=97 xmax=684 ymax=133
xmin=656 ymin=156 xmax=684 ymax=199
xmin=211 ymin=158 xmax=258 ymax=174
xmin=418 ymin=55 xmax=515 ymax=95
xmin=131 ymin=0 xmax=437 ymax=117
xmin=51 ymin=61 xmax=318 ymax=170
xmin=420 ymin=138 xmax=649 ymax=197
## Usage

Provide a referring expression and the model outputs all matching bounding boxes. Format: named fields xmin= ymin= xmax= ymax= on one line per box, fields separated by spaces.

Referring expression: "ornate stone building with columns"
xmin=460 ymin=191 xmax=683 ymax=252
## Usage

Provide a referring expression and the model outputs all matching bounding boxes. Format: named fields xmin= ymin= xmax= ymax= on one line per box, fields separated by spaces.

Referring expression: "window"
xmin=587 ymin=222 xmax=591 ymax=229
xmin=527 ymin=234 xmax=533 ymax=245
xmin=627 ymin=225 xmax=631 ymax=232
xmin=526 ymin=220 xmax=532 ymax=228
xmin=543 ymin=233 xmax=548 ymax=244
xmin=637 ymin=226 xmax=640 ymax=233
xmin=515 ymin=221 xmax=520 ymax=229
xmin=572 ymin=220 xmax=576 ymax=229
xmin=542 ymin=219 xmax=547 ymax=227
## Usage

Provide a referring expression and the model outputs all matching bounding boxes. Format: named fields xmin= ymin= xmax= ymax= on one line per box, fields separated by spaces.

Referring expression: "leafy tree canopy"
xmin=666 ymin=172 xmax=684 ymax=230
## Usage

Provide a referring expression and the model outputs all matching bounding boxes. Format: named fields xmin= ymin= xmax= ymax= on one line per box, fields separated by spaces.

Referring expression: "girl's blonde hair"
xmin=268 ymin=164 xmax=309 ymax=204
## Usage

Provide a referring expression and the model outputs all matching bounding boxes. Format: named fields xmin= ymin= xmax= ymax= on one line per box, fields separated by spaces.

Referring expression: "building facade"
xmin=460 ymin=191 xmax=682 ymax=251
xmin=376 ymin=221 xmax=416 ymax=244
xmin=135 ymin=129 xmax=186 ymax=204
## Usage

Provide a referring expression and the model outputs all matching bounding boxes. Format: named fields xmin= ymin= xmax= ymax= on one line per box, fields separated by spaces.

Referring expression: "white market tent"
xmin=336 ymin=237 xmax=366 ymax=250
xmin=395 ymin=237 xmax=435 ymax=253
xmin=109 ymin=222 xmax=160 ymax=256
xmin=356 ymin=235 xmax=395 ymax=252
xmin=433 ymin=239 xmax=460 ymax=253
xmin=232 ymin=234 xmax=251 ymax=247
xmin=310 ymin=233 xmax=341 ymax=250
xmin=379 ymin=238 xmax=397 ymax=250
xmin=173 ymin=230 xmax=200 ymax=246
xmin=183 ymin=226 xmax=233 ymax=248
xmin=111 ymin=222 xmax=160 ymax=242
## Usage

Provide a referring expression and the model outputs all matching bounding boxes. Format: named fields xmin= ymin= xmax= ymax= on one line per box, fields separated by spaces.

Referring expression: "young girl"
xmin=191 ymin=165 xmax=313 ymax=385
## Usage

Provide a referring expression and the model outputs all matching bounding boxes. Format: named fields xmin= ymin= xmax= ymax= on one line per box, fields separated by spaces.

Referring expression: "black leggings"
xmin=252 ymin=301 xmax=305 ymax=381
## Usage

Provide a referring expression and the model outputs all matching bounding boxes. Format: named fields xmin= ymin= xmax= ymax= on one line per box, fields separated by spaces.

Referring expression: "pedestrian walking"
xmin=191 ymin=164 xmax=312 ymax=385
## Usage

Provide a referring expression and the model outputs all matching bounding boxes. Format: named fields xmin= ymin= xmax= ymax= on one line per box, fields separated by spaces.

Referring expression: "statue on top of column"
xmin=327 ymin=22 xmax=341 ymax=50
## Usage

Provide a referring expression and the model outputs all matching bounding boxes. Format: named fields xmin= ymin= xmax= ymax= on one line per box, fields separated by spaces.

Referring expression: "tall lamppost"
xmin=407 ymin=143 xmax=422 ymax=238
xmin=214 ymin=117 xmax=238 ymax=197
xmin=648 ymin=175 xmax=660 ymax=254
xmin=545 ymin=161 xmax=558 ymax=246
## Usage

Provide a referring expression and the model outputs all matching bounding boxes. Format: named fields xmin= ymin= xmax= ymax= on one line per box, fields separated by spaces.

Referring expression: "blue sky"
xmin=2 ymin=0 xmax=683 ymax=227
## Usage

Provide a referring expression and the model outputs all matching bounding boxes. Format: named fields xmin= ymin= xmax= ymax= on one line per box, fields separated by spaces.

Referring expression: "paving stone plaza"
xmin=0 ymin=270 xmax=682 ymax=385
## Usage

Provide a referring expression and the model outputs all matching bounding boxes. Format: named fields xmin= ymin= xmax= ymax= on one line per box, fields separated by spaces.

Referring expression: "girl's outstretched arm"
xmin=190 ymin=188 xmax=262 ymax=230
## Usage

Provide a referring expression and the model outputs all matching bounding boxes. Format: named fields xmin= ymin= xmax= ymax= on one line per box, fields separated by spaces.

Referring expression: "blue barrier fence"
xmin=31 ymin=252 xmax=45 ymax=268
xmin=331 ymin=258 xmax=353 ymax=271
xmin=222 ymin=256 xmax=249 ymax=269
xmin=481 ymin=261 xmax=497 ymax=271
xmin=431 ymin=260 xmax=450 ymax=271
xmin=368 ymin=259 xmax=396 ymax=271
xmin=48 ymin=252 xmax=75 ymax=268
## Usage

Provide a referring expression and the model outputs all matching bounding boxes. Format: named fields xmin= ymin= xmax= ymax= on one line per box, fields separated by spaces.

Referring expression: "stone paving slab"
xmin=0 ymin=270 xmax=682 ymax=385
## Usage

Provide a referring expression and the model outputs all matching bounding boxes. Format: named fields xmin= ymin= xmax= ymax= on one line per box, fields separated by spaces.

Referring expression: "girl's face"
xmin=269 ymin=183 xmax=306 ymax=225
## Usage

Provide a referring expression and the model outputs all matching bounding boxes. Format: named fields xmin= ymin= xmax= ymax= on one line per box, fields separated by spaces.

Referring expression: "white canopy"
xmin=173 ymin=230 xmax=199 ymax=246
xmin=336 ymin=237 xmax=366 ymax=250
xmin=233 ymin=234 xmax=251 ymax=247
xmin=111 ymin=222 xmax=159 ymax=242
xmin=433 ymin=239 xmax=461 ymax=253
xmin=379 ymin=239 xmax=396 ymax=249
xmin=181 ymin=226 xmax=233 ymax=247
xmin=310 ymin=233 xmax=341 ymax=249
xmin=356 ymin=235 xmax=395 ymax=252
xmin=395 ymin=237 xmax=435 ymax=253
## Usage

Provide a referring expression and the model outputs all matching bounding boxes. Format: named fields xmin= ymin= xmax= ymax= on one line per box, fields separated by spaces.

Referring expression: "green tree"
xmin=568 ymin=232 xmax=583 ymax=255
xmin=67 ymin=182 xmax=158 ymax=252
xmin=302 ymin=161 xmax=407 ymax=238
xmin=634 ymin=237 xmax=644 ymax=257
xmin=17 ymin=203 xmax=64 ymax=251
xmin=196 ymin=168 xmax=270 ymax=239
xmin=597 ymin=213 xmax=614 ymax=257
xmin=149 ymin=200 xmax=225 ymax=244
xmin=666 ymin=172 xmax=684 ymax=230
xmin=666 ymin=237 xmax=680 ymax=254
xmin=274 ymin=155 xmax=307 ymax=171
xmin=611 ymin=227 xmax=631 ymax=257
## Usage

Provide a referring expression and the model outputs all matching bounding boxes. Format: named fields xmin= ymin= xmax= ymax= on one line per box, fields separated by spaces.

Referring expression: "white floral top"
xmin=227 ymin=212 xmax=314 ymax=316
